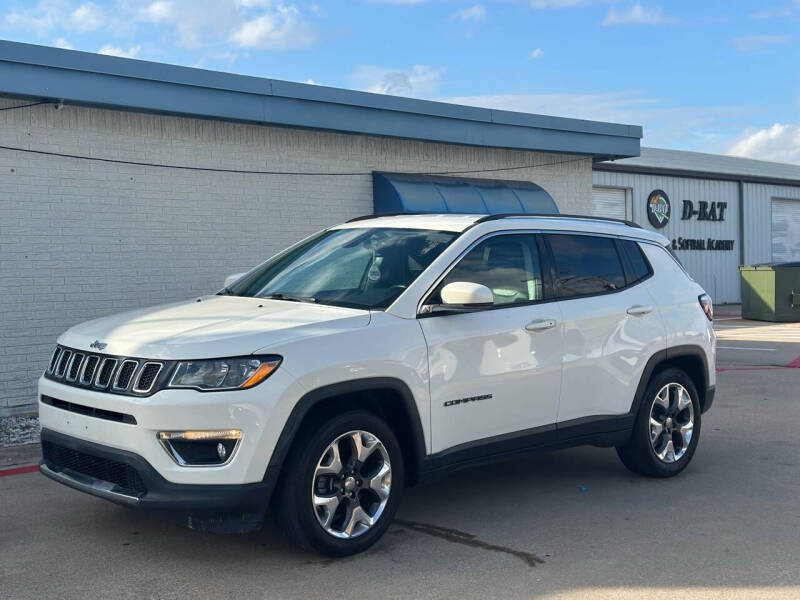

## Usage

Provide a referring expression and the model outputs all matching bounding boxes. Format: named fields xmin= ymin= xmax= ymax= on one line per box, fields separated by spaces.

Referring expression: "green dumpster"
xmin=739 ymin=262 xmax=800 ymax=322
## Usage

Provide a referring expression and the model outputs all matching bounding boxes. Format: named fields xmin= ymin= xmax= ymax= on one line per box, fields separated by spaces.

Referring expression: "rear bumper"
xmin=40 ymin=429 xmax=279 ymax=532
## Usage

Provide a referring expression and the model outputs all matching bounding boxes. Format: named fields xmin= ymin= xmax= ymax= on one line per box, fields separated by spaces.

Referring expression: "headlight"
xmin=168 ymin=356 xmax=281 ymax=391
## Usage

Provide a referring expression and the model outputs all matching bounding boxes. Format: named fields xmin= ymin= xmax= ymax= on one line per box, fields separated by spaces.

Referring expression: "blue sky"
xmin=2 ymin=0 xmax=799 ymax=162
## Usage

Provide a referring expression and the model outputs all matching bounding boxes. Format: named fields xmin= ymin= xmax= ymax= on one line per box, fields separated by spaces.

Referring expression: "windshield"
xmin=226 ymin=228 xmax=459 ymax=310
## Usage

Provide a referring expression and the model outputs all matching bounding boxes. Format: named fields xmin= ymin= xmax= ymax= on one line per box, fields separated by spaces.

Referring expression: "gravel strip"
xmin=0 ymin=415 xmax=41 ymax=447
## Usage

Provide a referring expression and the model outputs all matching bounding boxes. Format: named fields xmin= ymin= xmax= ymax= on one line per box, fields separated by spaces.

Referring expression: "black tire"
xmin=274 ymin=410 xmax=404 ymax=556
xmin=616 ymin=367 xmax=702 ymax=478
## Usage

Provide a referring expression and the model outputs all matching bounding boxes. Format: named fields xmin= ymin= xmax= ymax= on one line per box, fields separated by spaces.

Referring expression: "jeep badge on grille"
xmin=89 ymin=340 xmax=108 ymax=351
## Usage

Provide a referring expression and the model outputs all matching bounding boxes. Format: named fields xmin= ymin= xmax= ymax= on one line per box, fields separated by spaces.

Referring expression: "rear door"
xmin=543 ymin=234 xmax=666 ymax=425
xmin=420 ymin=232 xmax=564 ymax=453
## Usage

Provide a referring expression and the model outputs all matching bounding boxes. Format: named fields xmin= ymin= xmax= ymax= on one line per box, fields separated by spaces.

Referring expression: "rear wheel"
xmin=616 ymin=368 xmax=701 ymax=477
xmin=274 ymin=410 xmax=403 ymax=556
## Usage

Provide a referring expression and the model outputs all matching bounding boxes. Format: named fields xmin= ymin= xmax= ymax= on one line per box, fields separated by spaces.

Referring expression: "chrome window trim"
xmin=65 ymin=352 xmax=85 ymax=383
xmin=112 ymin=359 xmax=140 ymax=391
xmin=93 ymin=357 xmax=118 ymax=389
xmin=132 ymin=362 xmax=164 ymax=394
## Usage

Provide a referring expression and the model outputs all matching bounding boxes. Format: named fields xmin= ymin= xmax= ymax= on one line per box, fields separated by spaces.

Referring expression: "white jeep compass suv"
xmin=39 ymin=213 xmax=716 ymax=556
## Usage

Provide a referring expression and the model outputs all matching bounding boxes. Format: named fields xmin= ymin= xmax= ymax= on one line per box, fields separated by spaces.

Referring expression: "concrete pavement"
xmin=1 ymin=317 xmax=799 ymax=599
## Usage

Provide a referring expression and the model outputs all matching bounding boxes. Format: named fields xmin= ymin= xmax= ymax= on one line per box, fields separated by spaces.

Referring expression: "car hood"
xmin=58 ymin=296 xmax=371 ymax=359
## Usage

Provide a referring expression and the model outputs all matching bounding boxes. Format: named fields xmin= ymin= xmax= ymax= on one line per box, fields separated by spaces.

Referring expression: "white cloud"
xmin=449 ymin=4 xmax=487 ymax=22
xmin=98 ymin=44 xmax=142 ymax=59
xmin=528 ymin=47 xmax=544 ymax=59
xmin=728 ymin=124 xmax=800 ymax=163
xmin=602 ymin=4 xmax=673 ymax=26
xmin=531 ymin=0 xmax=589 ymax=8
xmin=70 ymin=2 xmax=104 ymax=32
xmin=231 ymin=4 xmax=316 ymax=49
xmin=439 ymin=90 xmax=753 ymax=150
xmin=141 ymin=1 xmax=174 ymax=22
xmin=733 ymin=34 xmax=793 ymax=52
xmin=53 ymin=37 xmax=73 ymax=49
xmin=352 ymin=64 xmax=445 ymax=97
xmin=366 ymin=0 xmax=425 ymax=4
xmin=3 ymin=0 xmax=62 ymax=35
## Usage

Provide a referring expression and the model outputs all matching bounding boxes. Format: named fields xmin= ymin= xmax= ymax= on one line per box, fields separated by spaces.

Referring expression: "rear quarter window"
xmin=620 ymin=239 xmax=652 ymax=284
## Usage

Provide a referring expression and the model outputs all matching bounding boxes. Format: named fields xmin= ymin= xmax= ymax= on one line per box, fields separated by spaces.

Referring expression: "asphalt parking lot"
xmin=2 ymin=314 xmax=799 ymax=599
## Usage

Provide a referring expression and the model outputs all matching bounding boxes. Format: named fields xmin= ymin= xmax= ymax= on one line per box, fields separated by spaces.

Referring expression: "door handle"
xmin=525 ymin=318 xmax=557 ymax=331
xmin=627 ymin=305 xmax=654 ymax=316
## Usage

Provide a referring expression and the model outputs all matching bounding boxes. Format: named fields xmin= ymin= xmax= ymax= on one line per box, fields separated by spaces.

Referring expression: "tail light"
xmin=699 ymin=293 xmax=713 ymax=321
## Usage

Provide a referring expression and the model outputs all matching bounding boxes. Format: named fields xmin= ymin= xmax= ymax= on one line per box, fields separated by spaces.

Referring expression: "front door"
xmin=419 ymin=233 xmax=563 ymax=453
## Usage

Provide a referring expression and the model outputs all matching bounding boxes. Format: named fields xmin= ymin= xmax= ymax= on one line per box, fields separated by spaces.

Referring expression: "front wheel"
xmin=616 ymin=368 xmax=702 ymax=477
xmin=274 ymin=410 xmax=404 ymax=556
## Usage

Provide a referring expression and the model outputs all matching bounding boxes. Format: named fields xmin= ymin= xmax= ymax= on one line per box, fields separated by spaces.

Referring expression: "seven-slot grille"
xmin=46 ymin=346 xmax=164 ymax=395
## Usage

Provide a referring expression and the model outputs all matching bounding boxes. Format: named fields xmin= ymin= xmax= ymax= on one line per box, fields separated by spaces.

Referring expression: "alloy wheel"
xmin=311 ymin=430 xmax=392 ymax=539
xmin=649 ymin=383 xmax=694 ymax=463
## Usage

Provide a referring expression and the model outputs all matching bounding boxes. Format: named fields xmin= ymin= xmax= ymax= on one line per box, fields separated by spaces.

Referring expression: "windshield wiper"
xmin=261 ymin=293 xmax=317 ymax=303
xmin=217 ymin=287 xmax=236 ymax=296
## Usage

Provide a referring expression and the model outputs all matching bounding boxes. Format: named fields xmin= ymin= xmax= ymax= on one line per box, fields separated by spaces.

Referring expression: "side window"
xmin=547 ymin=234 xmax=625 ymax=298
xmin=437 ymin=234 xmax=544 ymax=306
xmin=620 ymin=240 xmax=652 ymax=284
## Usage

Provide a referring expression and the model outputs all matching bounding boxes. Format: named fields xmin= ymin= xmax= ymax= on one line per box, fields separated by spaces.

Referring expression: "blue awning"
xmin=373 ymin=173 xmax=558 ymax=215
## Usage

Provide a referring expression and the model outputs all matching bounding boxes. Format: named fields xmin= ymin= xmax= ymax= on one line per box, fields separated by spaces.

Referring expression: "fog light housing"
xmin=158 ymin=430 xmax=242 ymax=466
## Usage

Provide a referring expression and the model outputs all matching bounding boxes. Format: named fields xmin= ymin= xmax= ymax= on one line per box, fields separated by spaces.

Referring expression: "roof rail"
xmin=473 ymin=213 xmax=642 ymax=229
xmin=345 ymin=212 xmax=425 ymax=223
xmin=346 ymin=212 xmax=643 ymax=229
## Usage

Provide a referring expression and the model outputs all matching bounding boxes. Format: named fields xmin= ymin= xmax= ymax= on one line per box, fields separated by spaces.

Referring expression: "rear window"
xmin=547 ymin=234 xmax=626 ymax=298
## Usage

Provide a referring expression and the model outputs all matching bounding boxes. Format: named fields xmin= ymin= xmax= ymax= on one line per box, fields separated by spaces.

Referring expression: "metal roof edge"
xmin=0 ymin=40 xmax=641 ymax=159
xmin=594 ymin=161 xmax=800 ymax=188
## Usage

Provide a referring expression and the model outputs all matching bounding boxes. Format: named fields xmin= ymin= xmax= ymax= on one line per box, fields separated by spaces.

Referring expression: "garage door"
xmin=772 ymin=198 xmax=800 ymax=262
xmin=591 ymin=187 xmax=627 ymax=220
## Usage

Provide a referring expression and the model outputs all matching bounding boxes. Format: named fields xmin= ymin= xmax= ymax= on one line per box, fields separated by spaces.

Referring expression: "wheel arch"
xmin=631 ymin=345 xmax=712 ymax=415
xmin=267 ymin=378 xmax=427 ymax=487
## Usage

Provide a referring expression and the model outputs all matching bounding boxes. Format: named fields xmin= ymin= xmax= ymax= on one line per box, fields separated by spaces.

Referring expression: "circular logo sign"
xmin=647 ymin=189 xmax=671 ymax=228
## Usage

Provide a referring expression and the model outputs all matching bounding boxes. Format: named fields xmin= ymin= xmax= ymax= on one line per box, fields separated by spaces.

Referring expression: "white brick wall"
xmin=0 ymin=98 xmax=592 ymax=414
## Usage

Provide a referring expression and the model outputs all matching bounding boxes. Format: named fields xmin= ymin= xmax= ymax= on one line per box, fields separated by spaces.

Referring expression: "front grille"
xmin=41 ymin=395 xmax=137 ymax=425
xmin=95 ymin=358 xmax=118 ymax=388
xmin=44 ymin=345 xmax=168 ymax=397
xmin=42 ymin=440 xmax=146 ymax=496
xmin=48 ymin=347 xmax=62 ymax=373
xmin=56 ymin=350 xmax=72 ymax=377
xmin=67 ymin=353 xmax=84 ymax=382
xmin=80 ymin=356 xmax=99 ymax=385
xmin=133 ymin=362 xmax=163 ymax=394
xmin=113 ymin=360 xmax=138 ymax=390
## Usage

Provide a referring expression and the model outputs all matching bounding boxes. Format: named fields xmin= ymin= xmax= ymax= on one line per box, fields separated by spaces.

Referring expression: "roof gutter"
xmin=0 ymin=41 xmax=642 ymax=160
xmin=595 ymin=161 xmax=800 ymax=188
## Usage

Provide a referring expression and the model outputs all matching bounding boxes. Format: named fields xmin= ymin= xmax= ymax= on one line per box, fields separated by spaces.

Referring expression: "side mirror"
xmin=224 ymin=273 xmax=246 ymax=289
xmin=439 ymin=281 xmax=494 ymax=309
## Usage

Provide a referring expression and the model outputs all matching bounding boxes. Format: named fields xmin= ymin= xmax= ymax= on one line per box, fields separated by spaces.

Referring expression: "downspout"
xmin=738 ymin=180 xmax=745 ymax=266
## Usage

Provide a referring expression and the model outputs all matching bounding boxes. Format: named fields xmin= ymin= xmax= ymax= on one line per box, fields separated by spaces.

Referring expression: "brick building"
xmin=0 ymin=41 xmax=642 ymax=414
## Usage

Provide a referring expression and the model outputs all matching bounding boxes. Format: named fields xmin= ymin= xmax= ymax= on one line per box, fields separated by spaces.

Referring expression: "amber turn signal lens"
xmin=240 ymin=360 xmax=281 ymax=389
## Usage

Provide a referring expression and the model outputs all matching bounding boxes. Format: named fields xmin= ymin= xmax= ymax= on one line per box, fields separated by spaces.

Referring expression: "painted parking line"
xmin=0 ymin=464 xmax=39 ymax=477
xmin=718 ymin=346 xmax=776 ymax=351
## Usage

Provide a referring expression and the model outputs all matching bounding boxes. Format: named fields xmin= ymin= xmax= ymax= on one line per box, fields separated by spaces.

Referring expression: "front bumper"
xmin=40 ymin=428 xmax=278 ymax=532
xmin=37 ymin=368 xmax=305 ymax=486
